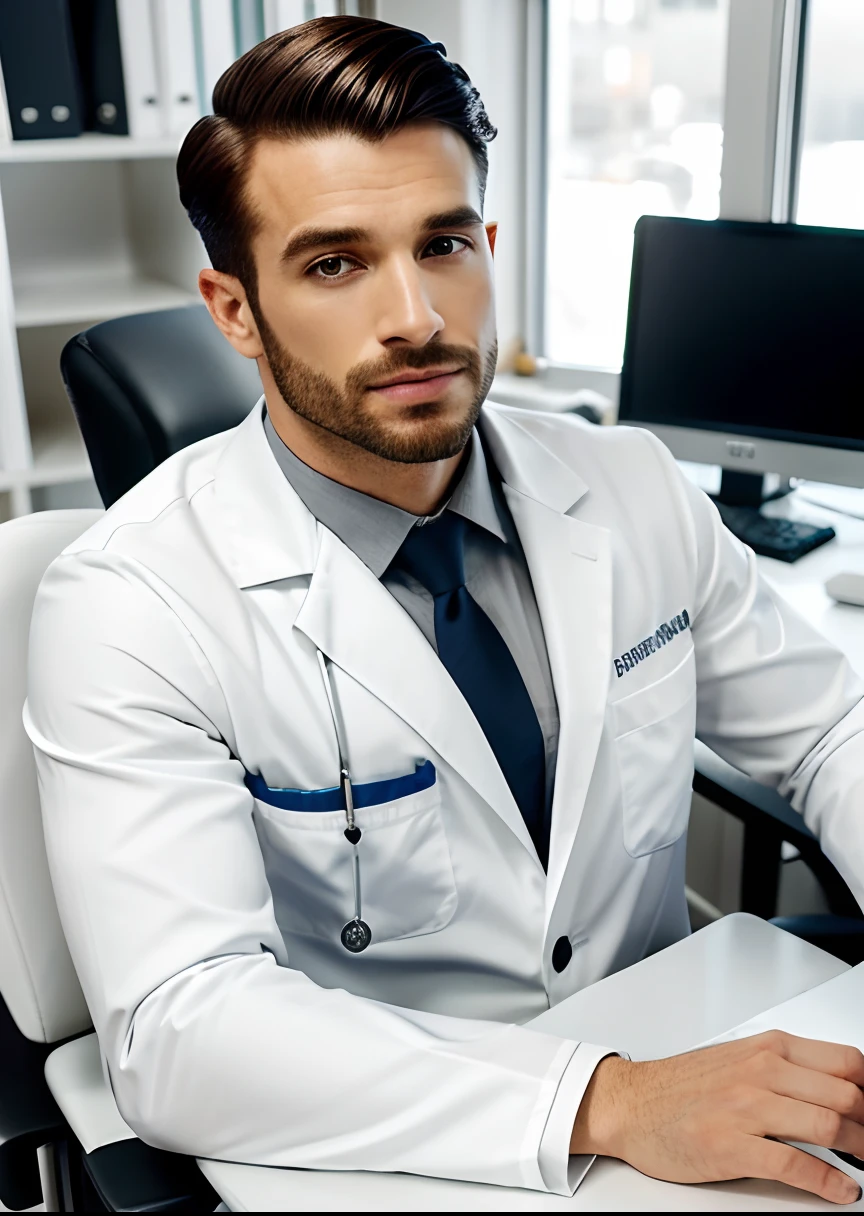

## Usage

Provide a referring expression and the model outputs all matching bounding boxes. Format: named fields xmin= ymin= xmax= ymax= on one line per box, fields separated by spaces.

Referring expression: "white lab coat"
xmin=24 ymin=401 xmax=864 ymax=1195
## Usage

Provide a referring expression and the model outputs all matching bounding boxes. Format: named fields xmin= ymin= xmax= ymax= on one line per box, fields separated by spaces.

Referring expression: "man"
xmin=25 ymin=15 xmax=864 ymax=1205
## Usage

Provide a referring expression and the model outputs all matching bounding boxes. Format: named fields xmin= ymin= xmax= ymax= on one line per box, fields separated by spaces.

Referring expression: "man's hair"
xmin=176 ymin=15 xmax=496 ymax=302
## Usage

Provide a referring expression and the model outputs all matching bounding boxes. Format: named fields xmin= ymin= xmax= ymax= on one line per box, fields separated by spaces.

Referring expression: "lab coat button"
xmin=552 ymin=936 xmax=572 ymax=972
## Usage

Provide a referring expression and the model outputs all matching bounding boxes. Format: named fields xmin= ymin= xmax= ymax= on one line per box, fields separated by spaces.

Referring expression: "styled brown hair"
xmin=176 ymin=15 xmax=496 ymax=303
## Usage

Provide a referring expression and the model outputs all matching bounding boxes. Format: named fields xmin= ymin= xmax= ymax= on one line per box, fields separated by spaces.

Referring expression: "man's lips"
xmin=367 ymin=367 xmax=465 ymax=404
xmin=369 ymin=365 xmax=465 ymax=389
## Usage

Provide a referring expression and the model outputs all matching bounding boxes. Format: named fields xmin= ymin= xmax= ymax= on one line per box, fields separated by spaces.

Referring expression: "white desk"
xmin=676 ymin=472 xmax=864 ymax=676
xmin=198 ymin=914 xmax=857 ymax=1213
xmin=754 ymin=491 xmax=864 ymax=676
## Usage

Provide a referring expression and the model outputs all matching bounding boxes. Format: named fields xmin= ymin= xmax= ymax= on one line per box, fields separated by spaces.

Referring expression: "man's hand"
xmin=571 ymin=1030 xmax=864 ymax=1205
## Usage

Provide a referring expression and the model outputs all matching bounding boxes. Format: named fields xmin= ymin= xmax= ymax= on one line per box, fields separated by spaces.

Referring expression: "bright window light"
xmin=796 ymin=0 xmax=864 ymax=229
xmin=604 ymin=0 xmax=636 ymax=25
xmin=544 ymin=0 xmax=729 ymax=368
xmin=572 ymin=0 xmax=601 ymax=23
xmin=603 ymin=46 xmax=632 ymax=86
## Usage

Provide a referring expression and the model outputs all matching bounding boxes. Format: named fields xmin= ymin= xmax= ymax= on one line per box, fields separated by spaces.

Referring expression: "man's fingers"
xmin=757 ymin=1094 xmax=864 ymax=1160
xmin=754 ymin=1031 xmax=864 ymax=1086
xmin=767 ymin=1058 xmax=864 ymax=1125
xmin=743 ymin=1137 xmax=862 ymax=1205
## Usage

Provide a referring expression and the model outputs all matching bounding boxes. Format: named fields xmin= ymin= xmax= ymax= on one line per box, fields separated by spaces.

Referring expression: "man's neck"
xmin=265 ymin=392 xmax=466 ymax=517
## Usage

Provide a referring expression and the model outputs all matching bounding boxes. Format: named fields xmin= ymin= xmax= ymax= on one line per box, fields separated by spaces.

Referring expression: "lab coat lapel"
xmin=481 ymin=407 xmax=613 ymax=913
xmin=293 ymin=527 xmax=541 ymax=862
xmin=505 ymin=490 xmax=612 ymax=914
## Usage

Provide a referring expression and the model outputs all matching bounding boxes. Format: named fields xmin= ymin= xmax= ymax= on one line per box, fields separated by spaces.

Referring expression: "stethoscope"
xmin=316 ymin=651 xmax=373 ymax=954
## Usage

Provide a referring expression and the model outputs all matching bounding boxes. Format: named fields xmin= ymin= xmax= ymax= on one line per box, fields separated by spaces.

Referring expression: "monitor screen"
xmin=619 ymin=216 xmax=864 ymax=452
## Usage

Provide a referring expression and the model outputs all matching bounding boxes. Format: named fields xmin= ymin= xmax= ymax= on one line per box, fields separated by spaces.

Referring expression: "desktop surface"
xmin=197 ymin=917 xmax=853 ymax=1212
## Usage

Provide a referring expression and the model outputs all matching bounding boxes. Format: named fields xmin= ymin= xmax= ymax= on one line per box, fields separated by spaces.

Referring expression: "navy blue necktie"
xmin=393 ymin=512 xmax=549 ymax=868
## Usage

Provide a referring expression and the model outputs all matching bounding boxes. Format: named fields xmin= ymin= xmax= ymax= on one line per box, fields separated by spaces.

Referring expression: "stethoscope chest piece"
xmin=341 ymin=918 xmax=372 ymax=953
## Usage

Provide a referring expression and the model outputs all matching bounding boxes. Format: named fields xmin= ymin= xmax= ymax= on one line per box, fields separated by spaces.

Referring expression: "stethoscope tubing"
xmin=317 ymin=651 xmax=372 ymax=952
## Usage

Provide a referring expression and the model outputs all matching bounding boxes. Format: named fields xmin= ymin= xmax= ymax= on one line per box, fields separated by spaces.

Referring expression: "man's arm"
xmin=25 ymin=548 xmax=601 ymax=1194
xmin=571 ymin=430 xmax=864 ymax=1203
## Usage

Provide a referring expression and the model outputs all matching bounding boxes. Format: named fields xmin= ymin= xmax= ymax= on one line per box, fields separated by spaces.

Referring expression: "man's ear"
xmin=485 ymin=221 xmax=498 ymax=257
xmin=198 ymin=268 xmax=264 ymax=359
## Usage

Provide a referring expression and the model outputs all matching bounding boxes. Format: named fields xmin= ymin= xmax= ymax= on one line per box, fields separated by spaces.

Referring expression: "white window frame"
xmin=528 ymin=0 xmax=810 ymax=404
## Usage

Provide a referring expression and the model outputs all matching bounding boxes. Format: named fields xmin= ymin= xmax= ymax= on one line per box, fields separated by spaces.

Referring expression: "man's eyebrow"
xmin=280 ymin=208 xmax=485 ymax=264
xmin=280 ymin=226 xmax=368 ymax=263
xmin=421 ymin=206 xmax=484 ymax=231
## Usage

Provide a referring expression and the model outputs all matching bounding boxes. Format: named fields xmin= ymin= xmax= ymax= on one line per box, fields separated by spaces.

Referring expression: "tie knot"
xmin=394 ymin=511 xmax=467 ymax=597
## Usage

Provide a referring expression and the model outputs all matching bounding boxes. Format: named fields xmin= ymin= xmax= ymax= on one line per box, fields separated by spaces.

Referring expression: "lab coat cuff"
xmin=536 ymin=1041 xmax=623 ymax=1196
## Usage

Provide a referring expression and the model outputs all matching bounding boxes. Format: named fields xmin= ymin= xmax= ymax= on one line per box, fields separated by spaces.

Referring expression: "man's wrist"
xmin=569 ymin=1054 xmax=632 ymax=1158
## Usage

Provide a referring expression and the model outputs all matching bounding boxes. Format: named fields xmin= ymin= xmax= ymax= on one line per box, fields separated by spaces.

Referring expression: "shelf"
xmin=0 ymin=133 xmax=182 ymax=164
xmin=14 ymin=274 xmax=198 ymax=329
xmin=0 ymin=415 xmax=91 ymax=491
xmin=28 ymin=418 xmax=91 ymax=485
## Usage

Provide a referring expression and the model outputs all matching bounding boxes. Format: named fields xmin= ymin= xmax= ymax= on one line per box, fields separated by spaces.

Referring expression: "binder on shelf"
xmin=152 ymin=0 xmax=202 ymax=137
xmin=234 ymin=0 xmax=265 ymax=55
xmin=263 ymin=0 xmax=305 ymax=37
xmin=115 ymin=0 xmax=161 ymax=139
xmin=0 ymin=0 xmax=84 ymax=141
xmin=0 ymin=56 xmax=12 ymax=145
xmin=69 ymin=0 xmax=130 ymax=136
xmin=193 ymin=0 xmax=236 ymax=115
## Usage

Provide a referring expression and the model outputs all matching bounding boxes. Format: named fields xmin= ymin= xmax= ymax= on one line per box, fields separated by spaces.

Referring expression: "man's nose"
xmin=374 ymin=256 xmax=445 ymax=347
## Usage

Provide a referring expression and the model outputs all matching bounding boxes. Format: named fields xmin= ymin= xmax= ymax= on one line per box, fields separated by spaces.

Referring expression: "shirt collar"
xmin=263 ymin=408 xmax=506 ymax=578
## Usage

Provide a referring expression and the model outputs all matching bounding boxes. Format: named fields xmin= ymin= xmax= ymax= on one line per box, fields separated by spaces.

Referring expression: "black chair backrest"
xmin=61 ymin=305 xmax=262 ymax=507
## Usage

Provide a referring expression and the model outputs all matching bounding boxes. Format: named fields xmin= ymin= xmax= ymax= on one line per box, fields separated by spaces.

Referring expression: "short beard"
xmin=253 ymin=307 xmax=497 ymax=465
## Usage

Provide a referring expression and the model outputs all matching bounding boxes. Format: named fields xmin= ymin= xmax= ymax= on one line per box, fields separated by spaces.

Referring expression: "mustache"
xmin=345 ymin=342 xmax=481 ymax=394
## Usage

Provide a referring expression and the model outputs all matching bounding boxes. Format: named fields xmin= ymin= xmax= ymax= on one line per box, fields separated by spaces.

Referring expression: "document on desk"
xmin=700 ymin=963 xmax=864 ymax=1186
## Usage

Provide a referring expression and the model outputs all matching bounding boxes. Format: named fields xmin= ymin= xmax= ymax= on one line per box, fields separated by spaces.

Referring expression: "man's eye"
xmin=424 ymin=235 xmax=469 ymax=259
xmin=311 ymin=256 xmax=355 ymax=278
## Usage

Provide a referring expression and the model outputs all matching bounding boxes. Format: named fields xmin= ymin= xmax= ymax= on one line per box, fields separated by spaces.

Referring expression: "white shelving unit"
xmin=0 ymin=132 xmax=205 ymax=520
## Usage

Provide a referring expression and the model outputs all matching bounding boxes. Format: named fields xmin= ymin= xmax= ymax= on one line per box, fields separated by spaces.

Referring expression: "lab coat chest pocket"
xmin=252 ymin=771 xmax=458 ymax=945
xmin=613 ymin=647 xmax=697 ymax=858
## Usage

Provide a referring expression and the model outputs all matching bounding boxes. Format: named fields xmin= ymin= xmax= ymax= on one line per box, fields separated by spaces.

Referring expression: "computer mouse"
xmin=825 ymin=571 xmax=864 ymax=607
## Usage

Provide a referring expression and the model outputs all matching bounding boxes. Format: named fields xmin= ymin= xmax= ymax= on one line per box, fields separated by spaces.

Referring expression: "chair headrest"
xmin=61 ymin=305 xmax=262 ymax=507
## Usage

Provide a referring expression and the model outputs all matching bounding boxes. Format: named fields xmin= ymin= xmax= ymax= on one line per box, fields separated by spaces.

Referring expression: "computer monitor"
xmin=618 ymin=216 xmax=864 ymax=502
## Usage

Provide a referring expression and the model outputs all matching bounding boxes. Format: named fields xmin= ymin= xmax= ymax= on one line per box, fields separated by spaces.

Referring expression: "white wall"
xmin=376 ymin=0 xmax=529 ymax=367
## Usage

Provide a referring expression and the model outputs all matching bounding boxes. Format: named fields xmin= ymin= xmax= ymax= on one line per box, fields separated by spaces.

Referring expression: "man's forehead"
xmin=247 ymin=125 xmax=481 ymax=237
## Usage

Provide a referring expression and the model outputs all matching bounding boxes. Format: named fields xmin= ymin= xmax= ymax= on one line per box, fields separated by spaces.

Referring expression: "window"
xmin=796 ymin=0 xmax=864 ymax=229
xmin=543 ymin=0 xmax=729 ymax=370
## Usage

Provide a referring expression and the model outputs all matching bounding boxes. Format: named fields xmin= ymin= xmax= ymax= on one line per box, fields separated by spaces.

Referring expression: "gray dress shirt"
xmin=264 ymin=408 xmax=560 ymax=809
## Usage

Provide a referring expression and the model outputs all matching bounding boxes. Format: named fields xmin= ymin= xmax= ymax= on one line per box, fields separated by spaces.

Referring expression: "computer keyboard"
xmin=713 ymin=501 xmax=836 ymax=562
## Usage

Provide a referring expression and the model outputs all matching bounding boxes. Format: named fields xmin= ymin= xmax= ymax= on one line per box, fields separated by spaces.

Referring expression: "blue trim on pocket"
xmin=244 ymin=759 xmax=436 ymax=812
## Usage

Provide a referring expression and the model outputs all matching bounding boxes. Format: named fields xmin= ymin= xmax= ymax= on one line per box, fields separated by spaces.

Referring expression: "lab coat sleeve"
xmin=643 ymin=430 xmax=864 ymax=911
xmin=537 ymin=1043 xmax=622 ymax=1193
xmin=24 ymin=550 xmax=596 ymax=1194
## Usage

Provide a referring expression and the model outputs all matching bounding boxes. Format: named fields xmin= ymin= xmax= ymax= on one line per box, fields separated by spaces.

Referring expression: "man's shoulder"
xmin=483 ymin=399 xmax=675 ymax=484
xmin=61 ymin=425 xmax=235 ymax=562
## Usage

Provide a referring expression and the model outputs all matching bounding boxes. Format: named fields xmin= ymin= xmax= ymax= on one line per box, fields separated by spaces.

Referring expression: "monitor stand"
xmin=711 ymin=470 xmax=835 ymax=562
xmin=716 ymin=469 xmax=793 ymax=507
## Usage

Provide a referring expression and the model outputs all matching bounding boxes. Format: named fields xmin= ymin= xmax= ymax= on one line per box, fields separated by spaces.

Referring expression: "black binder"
xmin=69 ymin=0 xmax=129 ymax=136
xmin=0 ymin=0 xmax=84 ymax=140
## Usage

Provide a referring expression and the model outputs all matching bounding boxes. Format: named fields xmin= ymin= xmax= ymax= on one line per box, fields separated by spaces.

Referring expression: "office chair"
xmin=0 ymin=510 xmax=220 ymax=1212
xmin=61 ymin=304 xmax=261 ymax=508
xmin=694 ymin=744 xmax=864 ymax=964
